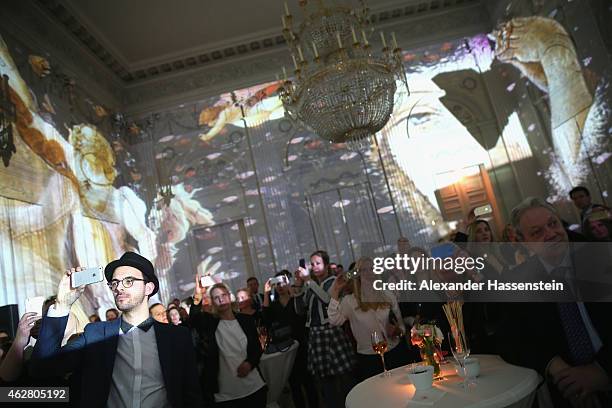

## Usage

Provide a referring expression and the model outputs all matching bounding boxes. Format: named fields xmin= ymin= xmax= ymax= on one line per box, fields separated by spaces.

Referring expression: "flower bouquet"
xmin=410 ymin=323 xmax=444 ymax=378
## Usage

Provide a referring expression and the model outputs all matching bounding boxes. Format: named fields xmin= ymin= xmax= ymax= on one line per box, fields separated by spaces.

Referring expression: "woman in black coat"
xmin=261 ymin=272 xmax=319 ymax=408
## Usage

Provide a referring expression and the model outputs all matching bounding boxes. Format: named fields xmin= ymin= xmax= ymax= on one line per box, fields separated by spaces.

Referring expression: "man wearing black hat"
xmin=30 ymin=252 xmax=202 ymax=407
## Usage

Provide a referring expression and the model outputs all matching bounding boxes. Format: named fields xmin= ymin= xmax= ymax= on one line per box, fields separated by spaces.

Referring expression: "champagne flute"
xmin=371 ymin=330 xmax=390 ymax=377
xmin=448 ymin=330 xmax=470 ymax=390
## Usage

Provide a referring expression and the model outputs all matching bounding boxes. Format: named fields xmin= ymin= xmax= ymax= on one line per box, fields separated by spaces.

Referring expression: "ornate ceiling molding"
xmin=2 ymin=0 xmax=125 ymax=109
xmin=124 ymin=0 xmax=489 ymax=117
xmin=6 ymin=0 xmax=490 ymax=116
xmin=35 ymin=0 xmax=484 ymax=85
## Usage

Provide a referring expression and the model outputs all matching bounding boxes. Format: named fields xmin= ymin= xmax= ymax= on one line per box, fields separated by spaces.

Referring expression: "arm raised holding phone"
xmin=53 ymin=267 xmax=88 ymax=315
xmin=29 ymin=267 xmax=89 ymax=379
xmin=300 ymin=266 xmax=333 ymax=304
xmin=0 ymin=312 xmax=42 ymax=381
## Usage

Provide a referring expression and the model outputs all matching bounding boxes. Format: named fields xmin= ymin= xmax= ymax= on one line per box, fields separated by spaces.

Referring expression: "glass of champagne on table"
xmin=371 ymin=330 xmax=390 ymax=377
xmin=448 ymin=329 xmax=471 ymax=390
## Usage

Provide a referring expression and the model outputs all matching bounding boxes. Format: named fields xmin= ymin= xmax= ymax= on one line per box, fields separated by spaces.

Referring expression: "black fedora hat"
xmin=105 ymin=252 xmax=159 ymax=297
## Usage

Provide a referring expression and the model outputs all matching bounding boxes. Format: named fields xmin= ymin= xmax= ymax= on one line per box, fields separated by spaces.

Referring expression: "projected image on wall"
xmin=0 ymin=9 xmax=610 ymax=313
xmin=0 ymin=36 xmax=157 ymax=320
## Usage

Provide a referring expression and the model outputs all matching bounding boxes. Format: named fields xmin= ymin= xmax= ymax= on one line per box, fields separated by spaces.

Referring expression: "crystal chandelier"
xmin=278 ymin=0 xmax=408 ymax=149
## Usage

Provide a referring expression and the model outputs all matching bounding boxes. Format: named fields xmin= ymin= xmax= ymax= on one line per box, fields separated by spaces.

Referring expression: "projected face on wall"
xmin=384 ymin=35 xmax=544 ymax=211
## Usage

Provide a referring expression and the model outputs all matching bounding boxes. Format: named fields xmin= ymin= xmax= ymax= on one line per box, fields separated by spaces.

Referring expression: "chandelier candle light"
xmin=278 ymin=0 xmax=408 ymax=149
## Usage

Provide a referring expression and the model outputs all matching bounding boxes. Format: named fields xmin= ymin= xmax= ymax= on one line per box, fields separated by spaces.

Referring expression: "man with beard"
xmin=30 ymin=252 xmax=202 ymax=407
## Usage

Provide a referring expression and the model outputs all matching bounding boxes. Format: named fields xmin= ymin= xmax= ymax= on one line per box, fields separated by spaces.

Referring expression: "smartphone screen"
xmin=473 ymin=204 xmax=492 ymax=217
xmin=299 ymin=258 xmax=306 ymax=269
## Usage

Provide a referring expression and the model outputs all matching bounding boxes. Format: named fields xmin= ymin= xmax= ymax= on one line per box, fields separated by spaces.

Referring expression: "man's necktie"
xmin=551 ymin=267 xmax=595 ymax=365
xmin=557 ymin=302 xmax=596 ymax=366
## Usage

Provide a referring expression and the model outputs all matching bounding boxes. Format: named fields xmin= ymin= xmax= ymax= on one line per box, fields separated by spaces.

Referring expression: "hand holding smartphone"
xmin=269 ymin=275 xmax=290 ymax=286
xmin=56 ymin=267 xmax=90 ymax=313
xmin=296 ymin=258 xmax=309 ymax=279
xmin=25 ymin=296 xmax=45 ymax=316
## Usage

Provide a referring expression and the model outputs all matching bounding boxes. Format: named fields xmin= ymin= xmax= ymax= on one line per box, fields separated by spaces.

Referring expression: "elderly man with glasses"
xmin=30 ymin=251 xmax=202 ymax=408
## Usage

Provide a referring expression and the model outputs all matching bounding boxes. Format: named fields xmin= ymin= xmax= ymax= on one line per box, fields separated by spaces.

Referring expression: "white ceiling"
xmin=62 ymin=0 xmax=415 ymax=71
xmin=30 ymin=0 xmax=490 ymax=112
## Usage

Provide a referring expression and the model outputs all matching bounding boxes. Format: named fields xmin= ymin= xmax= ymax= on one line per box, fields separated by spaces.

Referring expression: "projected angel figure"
xmin=152 ymin=183 xmax=214 ymax=276
xmin=493 ymin=16 xmax=610 ymax=192
xmin=198 ymin=82 xmax=284 ymax=141
xmin=0 ymin=36 xmax=210 ymax=320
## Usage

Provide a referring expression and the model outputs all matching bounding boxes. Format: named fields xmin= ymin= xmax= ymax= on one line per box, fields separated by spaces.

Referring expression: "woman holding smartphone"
xmin=262 ymin=272 xmax=319 ymax=408
xmin=190 ymin=279 xmax=267 ymax=407
xmin=294 ymin=250 xmax=354 ymax=408
xmin=328 ymin=257 xmax=411 ymax=382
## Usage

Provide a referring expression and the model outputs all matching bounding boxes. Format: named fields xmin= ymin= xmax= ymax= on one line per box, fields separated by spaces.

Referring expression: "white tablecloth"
xmin=346 ymin=355 xmax=539 ymax=408
xmin=259 ymin=341 xmax=299 ymax=408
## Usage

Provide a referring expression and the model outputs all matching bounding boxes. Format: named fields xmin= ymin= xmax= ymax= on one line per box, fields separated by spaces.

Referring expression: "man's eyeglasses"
xmin=108 ymin=277 xmax=147 ymax=291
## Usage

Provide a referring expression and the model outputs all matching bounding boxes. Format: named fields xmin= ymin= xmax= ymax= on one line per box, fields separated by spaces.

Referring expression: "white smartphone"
xmin=71 ymin=266 xmax=104 ymax=288
xmin=269 ymin=275 xmax=290 ymax=286
xmin=200 ymin=275 xmax=216 ymax=288
xmin=25 ymin=296 xmax=45 ymax=315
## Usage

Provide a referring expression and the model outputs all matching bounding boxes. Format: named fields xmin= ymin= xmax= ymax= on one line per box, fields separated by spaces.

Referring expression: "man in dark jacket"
xmin=31 ymin=252 xmax=202 ymax=408
xmin=498 ymin=198 xmax=611 ymax=408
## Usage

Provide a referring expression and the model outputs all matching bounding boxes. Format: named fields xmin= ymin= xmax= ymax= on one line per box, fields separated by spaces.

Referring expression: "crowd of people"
xmin=0 ymin=187 xmax=610 ymax=408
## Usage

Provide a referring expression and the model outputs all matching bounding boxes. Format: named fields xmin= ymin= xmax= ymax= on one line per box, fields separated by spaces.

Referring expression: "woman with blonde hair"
xmin=466 ymin=219 xmax=507 ymax=276
xmin=583 ymin=207 xmax=612 ymax=242
xmin=190 ymin=280 xmax=267 ymax=407
xmin=328 ymin=257 xmax=411 ymax=381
